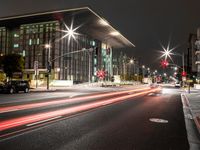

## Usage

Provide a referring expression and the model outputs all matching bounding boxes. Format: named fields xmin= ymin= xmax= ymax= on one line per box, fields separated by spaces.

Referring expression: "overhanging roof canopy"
xmin=0 ymin=7 xmax=135 ymax=48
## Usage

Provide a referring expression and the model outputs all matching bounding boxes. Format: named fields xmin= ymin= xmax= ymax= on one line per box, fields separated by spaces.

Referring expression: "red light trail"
xmin=0 ymin=87 xmax=150 ymax=113
xmin=0 ymin=87 xmax=160 ymax=132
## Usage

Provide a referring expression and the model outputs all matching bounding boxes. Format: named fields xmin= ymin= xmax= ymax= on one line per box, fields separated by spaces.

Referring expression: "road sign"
xmin=187 ymin=80 xmax=193 ymax=83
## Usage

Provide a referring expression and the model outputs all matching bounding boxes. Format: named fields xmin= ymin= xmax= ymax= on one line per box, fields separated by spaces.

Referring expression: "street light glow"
xmin=45 ymin=44 xmax=51 ymax=49
xmin=130 ymin=59 xmax=134 ymax=64
xmin=160 ymin=47 xmax=173 ymax=61
xmin=60 ymin=21 xmax=81 ymax=45
xmin=159 ymin=41 xmax=178 ymax=62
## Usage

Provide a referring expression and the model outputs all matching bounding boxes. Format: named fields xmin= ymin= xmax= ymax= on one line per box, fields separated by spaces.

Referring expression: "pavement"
xmin=30 ymin=82 xmax=143 ymax=93
xmin=183 ymin=88 xmax=200 ymax=134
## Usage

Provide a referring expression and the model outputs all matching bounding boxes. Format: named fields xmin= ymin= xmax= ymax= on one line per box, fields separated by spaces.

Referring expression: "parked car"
xmin=0 ymin=80 xmax=30 ymax=94
xmin=174 ymin=82 xmax=181 ymax=88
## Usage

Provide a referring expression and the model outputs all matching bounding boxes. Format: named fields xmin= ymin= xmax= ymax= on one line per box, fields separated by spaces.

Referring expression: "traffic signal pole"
xmin=47 ymin=46 xmax=51 ymax=90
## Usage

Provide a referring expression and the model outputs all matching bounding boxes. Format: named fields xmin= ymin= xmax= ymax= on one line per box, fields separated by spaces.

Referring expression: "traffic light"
xmin=160 ymin=60 xmax=169 ymax=68
xmin=181 ymin=71 xmax=187 ymax=77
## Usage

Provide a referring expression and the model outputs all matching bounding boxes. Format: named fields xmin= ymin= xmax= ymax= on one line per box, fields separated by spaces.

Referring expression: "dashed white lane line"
xmin=149 ymin=118 xmax=169 ymax=124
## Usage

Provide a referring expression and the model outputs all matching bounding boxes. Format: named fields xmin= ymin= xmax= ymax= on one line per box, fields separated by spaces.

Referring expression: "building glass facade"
xmin=0 ymin=20 xmax=105 ymax=84
xmin=0 ymin=7 xmax=134 ymax=85
xmin=0 ymin=27 xmax=7 ymax=55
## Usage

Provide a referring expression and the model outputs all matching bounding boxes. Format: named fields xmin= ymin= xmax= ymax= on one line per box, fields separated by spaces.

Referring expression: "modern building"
xmin=0 ymin=7 xmax=134 ymax=85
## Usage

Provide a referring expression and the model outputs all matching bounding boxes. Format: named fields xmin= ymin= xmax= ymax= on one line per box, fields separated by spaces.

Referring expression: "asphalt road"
xmin=0 ymin=87 xmax=189 ymax=150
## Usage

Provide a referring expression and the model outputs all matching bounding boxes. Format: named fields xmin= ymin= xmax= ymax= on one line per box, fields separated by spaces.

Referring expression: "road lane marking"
xmin=26 ymin=116 xmax=62 ymax=127
xmin=149 ymin=118 xmax=168 ymax=123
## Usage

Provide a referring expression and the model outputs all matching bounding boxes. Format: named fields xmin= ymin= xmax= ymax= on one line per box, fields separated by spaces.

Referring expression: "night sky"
xmin=0 ymin=0 xmax=200 ymax=70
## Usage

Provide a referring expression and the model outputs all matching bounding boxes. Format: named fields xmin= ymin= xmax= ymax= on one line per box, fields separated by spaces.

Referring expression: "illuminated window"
xmin=94 ymin=58 xmax=97 ymax=65
xmin=13 ymin=44 xmax=19 ymax=48
xmin=37 ymin=38 xmax=40 ymax=45
xmin=40 ymin=27 xmax=43 ymax=32
xmin=94 ymin=67 xmax=97 ymax=75
xmin=90 ymin=40 xmax=96 ymax=46
xmin=23 ymin=50 xmax=26 ymax=57
xmin=29 ymin=39 xmax=32 ymax=45
xmin=14 ymin=33 xmax=19 ymax=38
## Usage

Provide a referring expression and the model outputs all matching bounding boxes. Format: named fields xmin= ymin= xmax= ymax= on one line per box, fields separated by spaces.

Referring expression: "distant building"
xmin=112 ymin=51 xmax=139 ymax=80
xmin=195 ymin=27 xmax=200 ymax=79
xmin=0 ymin=7 xmax=134 ymax=84
xmin=187 ymin=34 xmax=197 ymax=75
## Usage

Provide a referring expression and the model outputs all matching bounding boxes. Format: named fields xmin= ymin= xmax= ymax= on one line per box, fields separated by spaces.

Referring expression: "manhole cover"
xmin=149 ymin=118 xmax=168 ymax=123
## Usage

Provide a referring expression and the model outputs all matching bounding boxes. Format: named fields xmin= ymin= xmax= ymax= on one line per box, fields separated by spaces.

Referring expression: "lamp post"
xmin=87 ymin=48 xmax=94 ymax=84
xmin=45 ymin=43 xmax=51 ymax=90
xmin=147 ymin=67 xmax=150 ymax=75
xmin=46 ymin=47 xmax=95 ymax=87
xmin=123 ymin=58 xmax=134 ymax=81
xmin=160 ymin=47 xmax=185 ymax=73
xmin=142 ymin=65 xmax=145 ymax=80
xmin=43 ymin=20 xmax=80 ymax=89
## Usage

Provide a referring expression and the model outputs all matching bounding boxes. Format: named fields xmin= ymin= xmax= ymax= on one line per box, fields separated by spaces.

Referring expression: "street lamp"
xmin=160 ymin=46 xmax=185 ymax=72
xmin=45 ymin=43 xmax=51 ymax=90
xmin=142 ymin=65 xmax=145 ymax=81
xmin=86 ymin=48 xmax=94 ymax=84
xmin=123 ymin=58 xmax=134 ymax=80
xmin=43 ymin=21 xmax=80 ymax=90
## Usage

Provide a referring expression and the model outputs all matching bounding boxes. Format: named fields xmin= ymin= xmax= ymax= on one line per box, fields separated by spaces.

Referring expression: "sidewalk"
xmin=183 ymin=88 xmax=200 ymax=134
xmin=30 ymin=82 xmax=144 ymax=93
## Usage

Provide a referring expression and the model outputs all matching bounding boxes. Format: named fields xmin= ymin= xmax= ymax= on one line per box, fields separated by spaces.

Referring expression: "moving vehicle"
xmin=0 ymin=80 xmax=30 ymax=94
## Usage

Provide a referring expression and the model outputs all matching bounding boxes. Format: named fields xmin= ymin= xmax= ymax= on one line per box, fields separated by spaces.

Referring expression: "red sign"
xmin=97 ymin=70 xmax=106 ymax=79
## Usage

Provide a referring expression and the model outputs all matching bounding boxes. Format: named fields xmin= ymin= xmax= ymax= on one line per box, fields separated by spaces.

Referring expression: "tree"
xmin=2 ymin=54 xmax=24 ymax=79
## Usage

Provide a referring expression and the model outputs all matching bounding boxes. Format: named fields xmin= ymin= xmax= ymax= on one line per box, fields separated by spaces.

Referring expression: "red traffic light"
xmin=181 ymin=71 xmax=187 ymax=77
xmin=160 ymin=60 xmax=169 ymax=68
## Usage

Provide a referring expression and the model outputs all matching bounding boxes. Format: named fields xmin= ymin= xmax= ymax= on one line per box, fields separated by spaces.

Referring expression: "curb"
xmin=181 ymin=93 xmax=200 ymax=135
